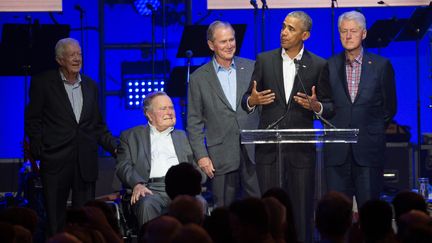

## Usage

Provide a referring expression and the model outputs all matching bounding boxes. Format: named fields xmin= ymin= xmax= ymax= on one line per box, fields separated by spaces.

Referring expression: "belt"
xmin=147 ymin=177 xmax=165 ymax=183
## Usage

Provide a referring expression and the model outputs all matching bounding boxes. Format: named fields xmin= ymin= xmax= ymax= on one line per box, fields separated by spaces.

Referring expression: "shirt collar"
xmin=59 ymin=70 xmax=82 ymax=84
xmin=212 ymin=57 xmax=236 ymax=72
xmin=148 ymin=123 xmax=174 ymax=136
xmin=345 ymin=48 xmax=363 ymax=65
xmin=281 ymin=46 xmax=304 ymax=62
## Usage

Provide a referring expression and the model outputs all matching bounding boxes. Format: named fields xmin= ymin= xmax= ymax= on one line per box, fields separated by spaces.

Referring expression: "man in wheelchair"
xmin=115 ymin=91 xmax=206 ymax=227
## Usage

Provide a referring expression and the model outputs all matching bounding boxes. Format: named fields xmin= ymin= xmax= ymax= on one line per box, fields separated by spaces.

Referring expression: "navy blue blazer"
xmin=321 ymin=51 xmax=397 ymax=167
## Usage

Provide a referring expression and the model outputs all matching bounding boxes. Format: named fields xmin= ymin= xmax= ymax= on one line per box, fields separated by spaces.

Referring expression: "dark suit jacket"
xmin=25 ymin=70 xmax=117 ymax=181
xmin=188 ymin=56 xmax=259 ymax=175
xmin=242 ymin=48 xmax=331 ymax=167
xmin=321 ymin=51 xmax=397 ymax=167
xmin=115 ymin=125 xmax=205 ymax=188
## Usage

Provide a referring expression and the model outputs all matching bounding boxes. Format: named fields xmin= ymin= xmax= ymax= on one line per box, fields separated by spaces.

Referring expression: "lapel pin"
xmin=368 ymin=61 xmax=372 ymax=64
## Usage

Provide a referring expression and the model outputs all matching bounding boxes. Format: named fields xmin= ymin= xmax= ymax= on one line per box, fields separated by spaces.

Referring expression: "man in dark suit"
xmin=242 ymin=11 xmax=332 ymax=243
xmin=116 ymin=91 xmax=205 ymax=226
xmin=25 ymin=38 xmax=118 ymax=235
xmin=318 ymin=10 xmax=397 ymax=207
xmin=188 ymin=20 xmax=260 ymax=207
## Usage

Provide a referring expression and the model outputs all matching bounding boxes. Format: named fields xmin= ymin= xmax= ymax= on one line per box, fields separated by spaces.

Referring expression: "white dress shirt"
xmin=281 ymin=47 xmax=304 ymax=104
xmin=148 ymin=124 xmax=179 ymax=178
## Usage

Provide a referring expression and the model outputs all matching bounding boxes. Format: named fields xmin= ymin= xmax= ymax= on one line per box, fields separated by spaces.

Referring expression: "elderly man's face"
xmin=339 ymin=19 xmax=366 ymax=53
xmin=146 ymin=95 xmax=176 ymax=132
xmin=56 ymin=42 xmax=82 ymax=76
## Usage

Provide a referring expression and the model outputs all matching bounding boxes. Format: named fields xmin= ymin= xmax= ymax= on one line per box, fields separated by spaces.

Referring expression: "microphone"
xmin=294 ymin=59 xmax=337 ymax=129
xmin=185 ymin=50 xmax=193 ymax=58
xmin=74 ymin=4 xmax=85 ymax=13
xmin=250 ymin=0 xmax=258 ymax=9
xmin=266 ymin=110 xmax=289 ymax=129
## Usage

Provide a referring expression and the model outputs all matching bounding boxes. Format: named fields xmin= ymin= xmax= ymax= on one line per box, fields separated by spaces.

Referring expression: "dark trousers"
xmin=256 ymin=146 xmax=315 ymax=243
xmin=133 ymin=182 xmax=170 ymax=226
xmin=325 ymin=147 xmax=384 ymax=208
xmin=41 ymin=161 xmax=95 ymax=236
xmin=211 ymin=145 xmax=261 ymax=207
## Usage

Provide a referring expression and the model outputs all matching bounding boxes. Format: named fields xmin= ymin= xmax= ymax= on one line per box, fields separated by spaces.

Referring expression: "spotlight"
xmin=122 ymin=60 xmax=170 ymax=109
xmin=133 ymin=0 xmax=160 ymax=16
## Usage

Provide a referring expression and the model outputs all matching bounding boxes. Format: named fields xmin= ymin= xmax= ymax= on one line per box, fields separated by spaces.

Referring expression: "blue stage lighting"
xmin=134 ymin=0 xmax=160 ymax=16
xmin=124 ymin=76 xmax=166 ymax=109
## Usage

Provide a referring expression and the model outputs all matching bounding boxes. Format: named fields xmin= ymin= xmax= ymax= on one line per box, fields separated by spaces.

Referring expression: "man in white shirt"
xmin=241 ymin=11 xmax=332 ymax=243
xmin=116 ymin=91 xmax=204 ymax=226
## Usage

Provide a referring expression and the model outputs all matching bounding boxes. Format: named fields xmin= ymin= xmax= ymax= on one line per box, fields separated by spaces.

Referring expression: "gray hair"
xmin=55 ymin=38 xmax=80 ymax=59
xmin=142 ymin=91 xmax=168 ymax=119
xmin=206 ymin=20 xmax=235 ymax=41
xmin=338 ymin=10 xmax=366 ymax=30
xmin=287 ymin=11 xmax=312 ymax=32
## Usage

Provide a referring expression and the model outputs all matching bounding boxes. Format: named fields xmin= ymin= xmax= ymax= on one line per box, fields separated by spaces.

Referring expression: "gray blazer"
xmin=187 ymin=56 xmax=259 ymax=175
xmin=115 ymin=125 xmax=205 ymax=188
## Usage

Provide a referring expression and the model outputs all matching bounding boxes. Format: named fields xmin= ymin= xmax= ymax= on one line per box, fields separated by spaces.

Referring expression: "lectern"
xmin=240 ymin=128 xmax=359 ymax=188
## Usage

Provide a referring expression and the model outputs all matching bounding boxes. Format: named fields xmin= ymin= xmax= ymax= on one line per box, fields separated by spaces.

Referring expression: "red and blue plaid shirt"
xmin=345 ymin=51 xmax=363 ymax=102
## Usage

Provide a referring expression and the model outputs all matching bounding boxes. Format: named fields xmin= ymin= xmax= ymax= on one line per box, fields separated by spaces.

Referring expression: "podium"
xmin=240 ymin=128 xmax=359 ymax=188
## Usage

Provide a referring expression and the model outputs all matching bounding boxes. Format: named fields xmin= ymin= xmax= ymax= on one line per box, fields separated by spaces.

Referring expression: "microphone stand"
xmin=185 ymin=50 xmax=193 ymax=83
xmin=294 ymin=60 xmax=337 ymax=129
xmin=260 ymin=0 xmax=268 ymax=52
xmin=250 ymin=0 xmax=259 ymax=57
xmin=147 ymin=3 xmax=156 ymax=83
xmin=331 ymin=0 xmax=338 ymax=55
xmin=75 ymin=5 xmax=85 ymax=72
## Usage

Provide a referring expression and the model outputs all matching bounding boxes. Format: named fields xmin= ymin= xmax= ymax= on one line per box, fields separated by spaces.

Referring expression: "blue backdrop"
xmin=0 ymin=1 xmax=431 ymax=158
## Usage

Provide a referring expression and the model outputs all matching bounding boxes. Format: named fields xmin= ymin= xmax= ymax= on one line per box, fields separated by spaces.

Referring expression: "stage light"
xmin=133 ymin=0 xmax=160 ymax=16
xmin=124 ymin=77 xmax=165 ymax=109
xmin=122 ymin=61 xmax=169 ymax=110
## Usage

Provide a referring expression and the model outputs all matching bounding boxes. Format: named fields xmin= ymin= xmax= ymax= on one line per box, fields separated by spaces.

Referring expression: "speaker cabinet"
xmin=383 ymin=143 xmax=413 ymax=193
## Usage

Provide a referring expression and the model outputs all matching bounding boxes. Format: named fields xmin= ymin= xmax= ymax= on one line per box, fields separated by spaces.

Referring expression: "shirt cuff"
xmin=314 ymin=102 xmax=323 ymax=116
xmin=246 ymin=96 xmax=256 ymax=112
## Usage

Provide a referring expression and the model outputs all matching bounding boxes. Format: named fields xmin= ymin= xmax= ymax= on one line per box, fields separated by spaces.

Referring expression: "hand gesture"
xmin=248 ymin=81 xmax=275 ymax=107
xmin=294 ymin=86 xmax=321 ymax=113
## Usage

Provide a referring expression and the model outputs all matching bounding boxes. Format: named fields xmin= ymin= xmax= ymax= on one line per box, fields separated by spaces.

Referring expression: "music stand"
xmin=364 ymin=18 xmax=407 ymax=49
xmin=0 ymin=23 xmax=70 ymax=76
xmin=394 ymin=6 xmax=432 ymax=175
xmin=166 ymin=65 xmax=199 ymax=97
xmin=176 ymin=24 xmax=247 ymax=58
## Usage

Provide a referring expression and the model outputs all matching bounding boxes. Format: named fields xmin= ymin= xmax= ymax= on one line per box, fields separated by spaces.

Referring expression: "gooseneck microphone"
xmin=294 ymin=59 xmax=337 ymax=129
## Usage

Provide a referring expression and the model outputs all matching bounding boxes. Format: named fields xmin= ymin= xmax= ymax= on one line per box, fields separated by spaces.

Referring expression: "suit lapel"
xmin=79 ymin=78 xmax=91 ymax=123
xmin=205 ymin=61 xmax=235 ymax=111
xmin=272 ymin=48 xmax=286 ymax=106
xmin=336 ymin=53 xmax=351 ymax=102
xmin=356 ymin=52 xmax=373 ymax=103
xmin=53 ymin=73 xmax=77 ymax=122
xmin=235 ymin=57 xmax=247 ymax=110
xmin=171 ymin=130 xmax=185 ymax=162
xmin=143 ymin=126 xmax=151 ymax=168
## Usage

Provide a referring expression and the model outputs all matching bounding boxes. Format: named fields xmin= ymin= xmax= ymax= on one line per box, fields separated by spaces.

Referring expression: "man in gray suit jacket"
xmin=116 ymin=91 xmax=204 ymax=226
xmin=187 ymin=20 xmax=260 ymax=207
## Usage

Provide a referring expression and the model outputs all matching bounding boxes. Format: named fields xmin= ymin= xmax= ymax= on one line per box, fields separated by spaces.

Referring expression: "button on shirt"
xmin=345 ymin=50 xmax=363 ymax=102
xmin=281 ymin=48 xmax=304 ymax=104
xmin=213 ymin=58 xmax=237 ymax=111
xmin=149 ymin=124 xmax=179 ymax=178
xmin=60 ymin=71 xmax=83 ymax=123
